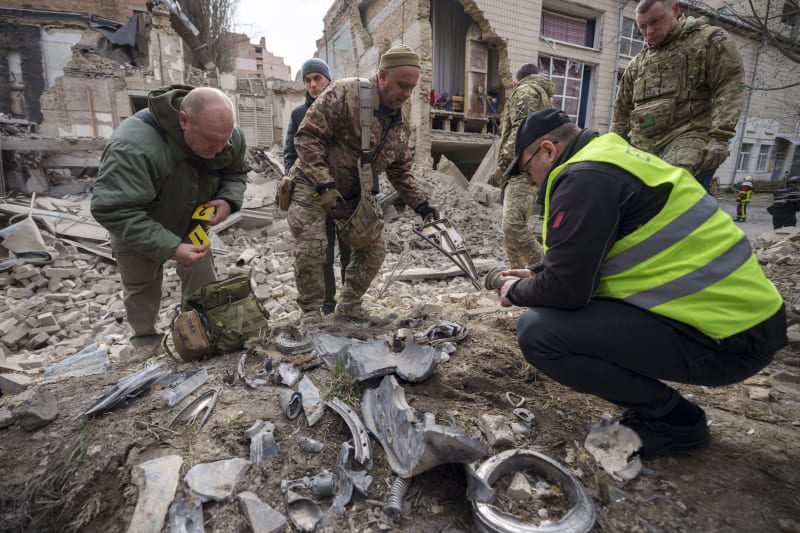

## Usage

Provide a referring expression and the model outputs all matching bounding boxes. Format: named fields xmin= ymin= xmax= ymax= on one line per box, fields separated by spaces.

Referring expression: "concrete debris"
xmin=0 ymin=372 xmax=34 ymax=395
xmin=184 ymin=458 xmax=252 ymax=502
xmin=8 ymin=386 xmax=59 ymax=430
xmin=128 ymin=455 xmax=184 ymax=533
xmin=478 ymin=414 xmax=515 ymax=448
xmin=584 ymin=417 xmax=643 ymax=482
xmin=238 ymin=491 xmax=288 ymax=533
xmin=0 ymin=409 xmax=14 ymax=429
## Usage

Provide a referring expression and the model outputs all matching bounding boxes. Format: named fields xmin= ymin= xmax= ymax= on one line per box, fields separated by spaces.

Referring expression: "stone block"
xmin=36 ymin=312 xmax=58 ymax=327
xmin=2 ymin=325 xmax=30 ymax=346
xmin=7 ymin=287 xmax=34 ymax=299
xmin=0 ymin=373 xmax=34 ymax=395
xmin=0 ymin=317 xmax=17 ymax=336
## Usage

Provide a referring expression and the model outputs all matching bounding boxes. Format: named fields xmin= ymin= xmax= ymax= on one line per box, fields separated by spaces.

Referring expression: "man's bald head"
xmin=179 ymin=87 xmax=235 ymax=159
xmin=181 ymin=87 xmax=234 ymax=117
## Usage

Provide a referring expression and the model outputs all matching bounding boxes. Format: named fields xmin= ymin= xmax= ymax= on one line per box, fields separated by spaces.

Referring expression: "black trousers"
xmin=516 ymin=300 xmax=775 ymax=418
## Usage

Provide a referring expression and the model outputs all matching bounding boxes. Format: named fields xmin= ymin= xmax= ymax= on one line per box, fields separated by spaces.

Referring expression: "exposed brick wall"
xmin=2 ymin=0 xmax=147 ymax=22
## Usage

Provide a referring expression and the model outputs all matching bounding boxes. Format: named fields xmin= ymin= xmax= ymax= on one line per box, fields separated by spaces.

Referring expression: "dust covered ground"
xmin=0 ymin=177 xmax=798 ymax=532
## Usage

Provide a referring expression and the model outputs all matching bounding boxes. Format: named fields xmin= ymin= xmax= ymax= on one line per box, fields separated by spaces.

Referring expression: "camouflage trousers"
xmin=288 ymin=177 xmax=386 ymax=313
xmin=502 ymin=174 xmax=543 ymax=268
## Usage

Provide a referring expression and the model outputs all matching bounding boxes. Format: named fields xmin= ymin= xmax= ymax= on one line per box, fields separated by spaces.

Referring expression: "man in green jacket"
xmin=497 ymin=108 xmax=786 ymax=459
xmin=91 ymin=85 xmax=251 ymax=357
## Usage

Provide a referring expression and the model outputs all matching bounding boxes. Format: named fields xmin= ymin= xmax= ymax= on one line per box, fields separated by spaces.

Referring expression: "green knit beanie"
xmin=379 ymin=45 xmax=420 ymax=69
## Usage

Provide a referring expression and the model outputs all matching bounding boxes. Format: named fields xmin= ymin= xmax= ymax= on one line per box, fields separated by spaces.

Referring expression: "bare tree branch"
xmin=177 ymin=0 xmax=240 ymax=72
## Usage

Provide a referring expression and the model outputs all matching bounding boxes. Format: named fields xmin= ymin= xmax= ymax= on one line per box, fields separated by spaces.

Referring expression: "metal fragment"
xmin=326 ymin=397 xmax=372 ymax=467
xmin=169 ymin=387 xmax=221 ymax=431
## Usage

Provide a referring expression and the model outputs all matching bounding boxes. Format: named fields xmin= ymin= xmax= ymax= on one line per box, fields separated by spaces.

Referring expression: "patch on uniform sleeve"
xmin=552 ymin=210 xmax=566 ymax=229
xmin=515 ymin=99 xmax=527 ymax=118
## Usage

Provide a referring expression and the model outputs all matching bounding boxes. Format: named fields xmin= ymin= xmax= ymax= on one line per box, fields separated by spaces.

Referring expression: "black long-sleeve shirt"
xmin=284 ymin=92 xmax=314 ymax=175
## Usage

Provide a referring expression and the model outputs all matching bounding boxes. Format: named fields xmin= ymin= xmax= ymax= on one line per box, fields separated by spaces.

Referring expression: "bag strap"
xmin=134 ymin=109 xmax=168 ymax=143
xmin=358 ymin=79 xmax=374 ymax=191
xmin=162 ymin=305 xmax=186 ymax=363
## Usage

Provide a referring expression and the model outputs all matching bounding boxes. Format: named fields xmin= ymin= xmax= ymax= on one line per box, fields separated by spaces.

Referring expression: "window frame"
xmin=737 ymin=143 xmax=753 ymax=171
xmin=540 ymin=9 xmax=598 ymax=50
xmin=619 ymin=17 xmax=645 ymax=58
xmin=755 ymin=144 xmax=771 ymax=172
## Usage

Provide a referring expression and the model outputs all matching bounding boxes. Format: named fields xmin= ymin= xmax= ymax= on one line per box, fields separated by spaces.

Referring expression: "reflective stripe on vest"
xmin=543 ymin=133 xmax=782 ymax=339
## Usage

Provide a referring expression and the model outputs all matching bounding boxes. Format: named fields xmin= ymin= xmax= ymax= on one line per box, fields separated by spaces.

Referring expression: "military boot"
xmin=334 ymin=304 xmax=371 ymax=323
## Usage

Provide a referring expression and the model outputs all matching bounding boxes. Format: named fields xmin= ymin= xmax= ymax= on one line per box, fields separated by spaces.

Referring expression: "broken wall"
xmin=37 ymin=5 xmax=184 ymax=138
xmin=0 ymin=0 xmax=148 ymax=24
xmin=0 ymin=22 xmax=47 ymax=122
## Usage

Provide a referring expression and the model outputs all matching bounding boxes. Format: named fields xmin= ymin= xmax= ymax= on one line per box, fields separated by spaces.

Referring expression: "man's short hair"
xmin=637 ymin=0 xmax=675 ymax=13
xmin=515 ymin=64 xmax=539 ymax=81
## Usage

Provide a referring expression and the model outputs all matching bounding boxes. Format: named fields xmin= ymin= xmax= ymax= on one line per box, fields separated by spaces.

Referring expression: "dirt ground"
xmin=1 ymin=191 xmax=798 ymax=533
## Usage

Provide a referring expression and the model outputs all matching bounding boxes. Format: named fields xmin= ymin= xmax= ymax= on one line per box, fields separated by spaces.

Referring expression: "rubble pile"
xmin=752 ymin=226 xmax=800 ymax=343
xmin=0 ymin=166 xmax=508 ymax=390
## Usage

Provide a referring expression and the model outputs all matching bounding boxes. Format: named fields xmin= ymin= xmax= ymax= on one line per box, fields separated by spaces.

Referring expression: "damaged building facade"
xmin=0 ymin=0 xmax=305 ymax=195
xmin=314 ymin=0 xmax=800 ymax=185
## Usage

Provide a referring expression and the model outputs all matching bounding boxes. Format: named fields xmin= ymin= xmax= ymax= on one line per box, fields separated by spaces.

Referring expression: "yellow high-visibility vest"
xmin=543 ymin=133 xmax=782 ymax=339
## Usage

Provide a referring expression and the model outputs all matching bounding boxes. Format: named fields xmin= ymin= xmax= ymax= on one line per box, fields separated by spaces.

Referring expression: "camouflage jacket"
xmin=498 ymin=74 xmax=555 ymax=169
xmin=292 ymin=75 xmax=426 ymax=210
xmin=611 ymin=16 xmax=744 ymax=158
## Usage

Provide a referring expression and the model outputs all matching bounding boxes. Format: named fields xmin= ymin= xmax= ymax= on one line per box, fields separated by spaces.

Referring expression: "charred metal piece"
xmin=414 ymin=218 xmax=481 ymax=290
xmin=279 ymin=389 xmax=303 ymax=420
xmin=505 ymin=392 xmax=525 ymax=408
xmin=326 ymin=397 xmax=372 ymax=467
xmin=168 ymin=492 xmax=204 ymax=533
xmin=413 ymin=320 xmax=468 ymax=346
xmin=169 ymin=387 xmax=221 ymax=431
xmin=82 ymin=362 xmax=170 ymax=417
xmin=361 ymin=375 xmax=488 ymax=478
xmin=274 ymin=322 xmax=313 ymax=355
xmin=513 ymin=408 xmax=536 ymax=429
xmin=160 ymin=368 xmax=208 ymax=407
xmin=483 ymin=268 xmax=515 ymax=290
xmin=314 ymin=332 xmax=446 ymax=383
xmin=471 ymin=449 xmax=596 ymax=533
xmin=280 ymin=470 xmax=336 ymax=499
xmin=270 ymin=362 xmax=301 ymax=387
xmin=244 ymin=419 xmax=279 ymax=464
xmin=299 ymin=436 xmax=324 ymax=453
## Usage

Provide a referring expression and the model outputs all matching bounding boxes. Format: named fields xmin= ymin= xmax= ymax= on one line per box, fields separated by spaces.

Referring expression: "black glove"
xmin=415 ymin=200 xmax=440 ymax=222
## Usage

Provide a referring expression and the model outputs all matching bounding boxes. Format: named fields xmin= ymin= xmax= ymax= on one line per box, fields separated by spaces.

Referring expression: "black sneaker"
xmin=620 ymin=409 xmax=711 ymax=459
xmin=321 ymin=303 xmax=336 ymax=315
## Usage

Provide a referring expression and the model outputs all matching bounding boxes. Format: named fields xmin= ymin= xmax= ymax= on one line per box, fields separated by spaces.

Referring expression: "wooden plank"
xmin=41 ymin=154 xmax=101 ymax=168
xmin=0 ymin=137 xmax=107 ymax=151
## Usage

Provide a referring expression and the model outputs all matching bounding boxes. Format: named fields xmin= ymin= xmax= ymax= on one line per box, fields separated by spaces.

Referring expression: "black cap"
xmin=505 ymin=108 xmax=572 ymax=176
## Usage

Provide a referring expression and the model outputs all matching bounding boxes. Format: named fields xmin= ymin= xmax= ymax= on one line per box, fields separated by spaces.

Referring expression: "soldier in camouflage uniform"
xmin=288 ymin=45 xmax=436 ymax=323
xmin=611 ymin=0 xmax=744 ymax=191
xmin=491 ymin=64 xmax=554 ymax=268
